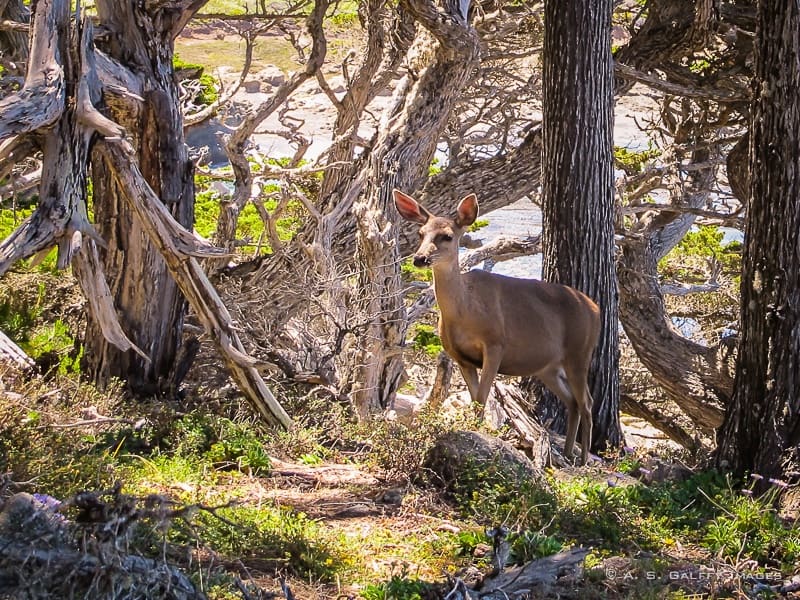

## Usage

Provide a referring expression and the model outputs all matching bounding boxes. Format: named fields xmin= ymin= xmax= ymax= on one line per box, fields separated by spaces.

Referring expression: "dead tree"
xmin=0 ymin=0 xmax=290 ymax=426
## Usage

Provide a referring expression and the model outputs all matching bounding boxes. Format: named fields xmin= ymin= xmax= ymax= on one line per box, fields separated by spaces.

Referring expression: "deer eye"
xmin=438 ymin=234 xmax=453 ymax=242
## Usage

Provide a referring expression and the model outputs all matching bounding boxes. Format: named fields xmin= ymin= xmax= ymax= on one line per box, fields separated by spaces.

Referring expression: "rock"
xmin=390 ymin=393 xmax=424 ymax=424
xmin=255 ymin=66 xmax=286 ymax=87
xmin=0 ymin=493 xmax=65 ymax=540
xmin=633 ymin=456 xmax=694 ymax=484
xmin=423 ymin=430 xmax=547 ymax=496
xmin=243 ymin=79 xmax=262 ymax=93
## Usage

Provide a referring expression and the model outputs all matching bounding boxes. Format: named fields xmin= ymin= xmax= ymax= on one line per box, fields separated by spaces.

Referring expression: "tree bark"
xmin=538 ymin=0 xmax=621 ymax=452
xmin=344 ymin=0 xmax=481 ymax=417
xmin=716 ymin=0 xmax=800 ymax=479
xmin=0 ymin=0 xmax=290 ymax=427
xmin=617 ymin=235 xmax=730 ymax=430
xmin=83 ymin=0 xmax=198 ymax=394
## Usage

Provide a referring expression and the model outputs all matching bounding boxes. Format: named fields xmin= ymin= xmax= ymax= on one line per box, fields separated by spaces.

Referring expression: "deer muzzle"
xmin=413 ymin=254 xmax=432 ymax=267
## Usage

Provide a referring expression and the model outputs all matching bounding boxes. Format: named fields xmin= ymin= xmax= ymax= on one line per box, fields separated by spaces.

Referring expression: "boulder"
xmin=255 ymin=66 xmax=286 ymax=87
xmin=423 ymin=430 xmax=546 ymax=495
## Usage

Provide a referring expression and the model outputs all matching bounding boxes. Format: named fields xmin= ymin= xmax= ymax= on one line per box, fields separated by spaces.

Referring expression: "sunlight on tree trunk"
xmin=343 ymin=0 xmax=480 ymax=418
xmin=537 ymin=0 xmax=621 ymax=452
xmin=82 ymin=0 xmax=195 ymax=394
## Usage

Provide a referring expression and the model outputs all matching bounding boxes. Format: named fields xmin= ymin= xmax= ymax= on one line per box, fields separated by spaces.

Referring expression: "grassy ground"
xmin=0 ymin=140 xmax=796 ymax=600
xmin=1 ymin=352 xmax=799 ymax=599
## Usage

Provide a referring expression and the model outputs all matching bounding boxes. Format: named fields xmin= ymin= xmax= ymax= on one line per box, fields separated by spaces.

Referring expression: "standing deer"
xmin=394 ymin=189 xmax=601 ymax=465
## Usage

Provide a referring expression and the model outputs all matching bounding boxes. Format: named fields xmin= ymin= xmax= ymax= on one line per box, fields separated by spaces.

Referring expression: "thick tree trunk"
xmin=0 ymin=0 xmax=29 ymax=74
xmin=84 ymin=1 xmax=195 ymax=394
xmin=343 ymin=0 xmax=481 ymax=417
xmin=716 ymin=0 xmax=800 ymax=478
xmin=538 ymin=0 xmax=621 ymax=452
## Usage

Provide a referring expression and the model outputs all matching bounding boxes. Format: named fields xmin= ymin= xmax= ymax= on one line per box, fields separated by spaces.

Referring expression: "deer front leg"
xmin=458 ymin=363 xmax=480 ymax=403
xmin=475 ymin=346 xmax=503 ymax=407
xmin=563 ymin=400 xmax=581 ymax=463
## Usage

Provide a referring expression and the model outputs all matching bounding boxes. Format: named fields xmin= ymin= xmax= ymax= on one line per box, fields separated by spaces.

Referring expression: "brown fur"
xmin=394 ymin=189 xmax=600 ymax=465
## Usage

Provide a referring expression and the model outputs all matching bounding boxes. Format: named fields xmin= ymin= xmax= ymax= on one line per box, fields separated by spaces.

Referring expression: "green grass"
xmin=194 ymin=174 xmax=305 ymax=253
xmin=361 ymin=569 xmax=431 ymax=600
xmin=0 ymin=204 xmax=59 ymax=272
xmin=614 ymin=144 xmax=661 ymax=175
xmin=1 ymin=368 xmax=799 ymax=598
xmin=175 ymin=37 xmax=301 ymax=74
xmin=170 ymin=504 xmax=351 ymax=581
xmin=411 ymin=323 xmax=442 ymax=357
xmin=468 ymin=218 xmax=490 ymax=232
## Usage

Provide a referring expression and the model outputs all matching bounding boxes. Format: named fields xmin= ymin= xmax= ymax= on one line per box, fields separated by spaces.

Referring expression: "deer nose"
xmin=413 ymin=254 xmax=431 ymax=267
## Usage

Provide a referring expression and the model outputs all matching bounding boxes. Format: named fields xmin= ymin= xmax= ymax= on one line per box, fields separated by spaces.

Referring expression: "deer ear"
xmin=393 ymin=189 xmax=430 ymax=224
xmin=455 ymin=194 xmax=478 ymax=228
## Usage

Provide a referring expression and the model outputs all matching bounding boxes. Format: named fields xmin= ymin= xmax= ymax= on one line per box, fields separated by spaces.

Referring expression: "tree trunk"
xmin=537 ymin=0 xmax=621 ymax=452
xmin=0 ymin=0 xmax=29 ymax=75
xmin=343 ymin=0 xmax=481 ymax=418
xmin=84 ymin=1 xmax=195 ymax=394
xmin=716 ymin=0 xmax=800 ymax=478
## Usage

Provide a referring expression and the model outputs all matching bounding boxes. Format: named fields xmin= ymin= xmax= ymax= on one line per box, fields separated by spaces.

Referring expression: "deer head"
xmin=393 ymin=189 xmax=478 ymax=267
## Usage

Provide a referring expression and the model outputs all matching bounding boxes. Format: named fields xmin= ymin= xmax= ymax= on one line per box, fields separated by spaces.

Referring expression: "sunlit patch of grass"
xmin=170 ymin=503 xmax=354 ymax=582
xmin=202 ymin=0 xmax=264 ymax=14
xmin=175 ymin=37 xmax=299 ymax=73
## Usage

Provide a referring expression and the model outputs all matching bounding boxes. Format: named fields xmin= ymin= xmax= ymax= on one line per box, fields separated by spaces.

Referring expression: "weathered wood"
xmin=344 ymin=0 xmax=482 ymax=418
xmin=478 ymin=547 xmax=590 ymax=598
xmin=84 ymin=0 xmax=196 ymax=393
xmin=100 ymin=140 xmax=292 ymax=429
xmin=618 ymin=235 xmax=730 ymax=429
xmin=490 ymin=382 xmax=552 ymax=469
xmin=0 ymin=493 xmax=203 ymax=600
xmin=0 ymin=329 xmax=33 ymax=369
xmin=424 ymin=350 xmax=453 ymax=411
xmin=0 ymin=0 xmax=63 ymax=139
xmin=0 ymin=4 xmax=291 ymax=429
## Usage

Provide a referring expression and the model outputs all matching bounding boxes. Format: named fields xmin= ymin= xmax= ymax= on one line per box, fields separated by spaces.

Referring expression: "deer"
xmin=393 ymin=189 xmax=601 ymax=465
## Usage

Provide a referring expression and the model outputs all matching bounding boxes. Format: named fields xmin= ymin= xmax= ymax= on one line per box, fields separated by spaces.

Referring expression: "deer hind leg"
xmin=575 ymin=383 xmax=594 ymax=466
xmin=563 ymin=367 xmax=594 ymax=466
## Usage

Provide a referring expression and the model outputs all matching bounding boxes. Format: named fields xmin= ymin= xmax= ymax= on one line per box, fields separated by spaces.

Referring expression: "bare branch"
xmin=184 ymin=27 xmax=256 ymax=127
xmin=99 ymin=139 xmax=292 ymax=429
xmin=614 ymin=62 xmax=749 ymax=103
xmin=0 ymin=0 xmax=66 ymax=141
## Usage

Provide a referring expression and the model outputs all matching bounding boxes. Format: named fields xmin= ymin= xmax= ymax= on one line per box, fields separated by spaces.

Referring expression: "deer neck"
xmin=431 ymin=261 xmax=467 ymax=317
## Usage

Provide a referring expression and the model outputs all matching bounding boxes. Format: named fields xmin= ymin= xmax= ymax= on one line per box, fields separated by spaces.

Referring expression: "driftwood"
xmin=487 ymin=381 xmax=553 ymax=469
xmin=477 ymin=547 xmax=590 ymax=598
xmin=0 ymin=329 xmax=33 ymax=369
xmin=440 ymin=548 xmax=590 ymax=599
xmin=424 ymin=350 xmax=454 ymax=410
